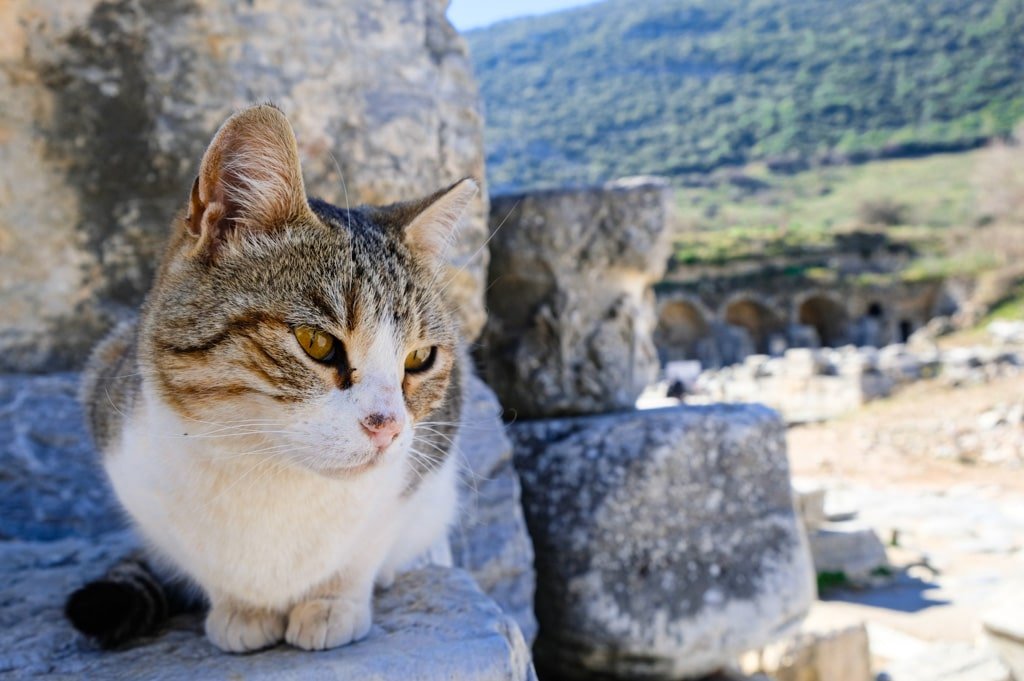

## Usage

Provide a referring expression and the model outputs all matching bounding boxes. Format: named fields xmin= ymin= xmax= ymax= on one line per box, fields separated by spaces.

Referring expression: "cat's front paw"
xmin=205 ymin=602 xmax=286 ymax=653
xmin=285 ymin=597 xmax=372 ymax=651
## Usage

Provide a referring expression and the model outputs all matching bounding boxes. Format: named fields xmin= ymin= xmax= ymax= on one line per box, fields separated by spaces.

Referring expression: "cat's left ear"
xmin=383 ymin=178 xmax=478 ymax=268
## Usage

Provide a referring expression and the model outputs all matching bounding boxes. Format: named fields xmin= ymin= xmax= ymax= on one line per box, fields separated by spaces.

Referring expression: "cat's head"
xmin=141 ymin=104 xmax=474 ymax=476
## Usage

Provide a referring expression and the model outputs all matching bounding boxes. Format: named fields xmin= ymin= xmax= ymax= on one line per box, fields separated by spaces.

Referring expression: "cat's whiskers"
xmin=199 ymin=443 xmax=317 ymax=515
xmin=432 ymin=200 xmax=520 ymax=299
xmin=166 ymin=427 xmax=300 ymax=440
xmin=326 ymin=149 xmax=352 ymax=233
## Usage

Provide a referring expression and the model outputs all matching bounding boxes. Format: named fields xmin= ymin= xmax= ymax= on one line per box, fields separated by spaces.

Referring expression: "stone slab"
xmin=0 ymin=533 xmax=534 ymax=681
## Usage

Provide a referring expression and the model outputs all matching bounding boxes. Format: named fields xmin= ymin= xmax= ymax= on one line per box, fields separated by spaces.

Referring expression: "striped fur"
xmin=69 ymin=104 xmax=476 ymax=652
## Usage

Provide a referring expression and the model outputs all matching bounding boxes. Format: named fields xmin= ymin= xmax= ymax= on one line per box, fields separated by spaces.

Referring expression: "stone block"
xmin=746 ymin=619 xmax=872 ymax=681
xmin=983 ymin=599 xmax=1024 ymax=680
xmin=0 ymin=533 xmax=535 ymax=680
xmin=808 ymin=522 xmax=889 ymax=582
xmin=793 ymin=484 xmax=828 ymax=532
xmin=0 ymin=0 xmax=489 ymax=372
xmin=509 ymin=404 xmax=815 ymax=680
xmin=482 ymin=177 xmax=672 ymax=418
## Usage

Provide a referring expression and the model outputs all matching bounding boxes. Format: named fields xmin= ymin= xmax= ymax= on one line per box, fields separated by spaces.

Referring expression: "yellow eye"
xmin=404 ymin=347 xmax=435 ymax=373
xmin=294 ymin=326 xmax=336 ymax=362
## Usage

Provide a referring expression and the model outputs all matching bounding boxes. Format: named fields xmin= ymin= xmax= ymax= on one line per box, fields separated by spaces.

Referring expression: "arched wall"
xmin=795 ymin=293 xmax=850 ymax=347
xmin=654 ymin=297 xmax=712 ymax=362
xmin=722 ymin=295 xmax=783 ymax=354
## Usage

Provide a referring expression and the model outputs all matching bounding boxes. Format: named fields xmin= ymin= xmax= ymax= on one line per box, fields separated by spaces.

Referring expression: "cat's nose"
xmin=360 ymin=412 xmax=404 ymax=450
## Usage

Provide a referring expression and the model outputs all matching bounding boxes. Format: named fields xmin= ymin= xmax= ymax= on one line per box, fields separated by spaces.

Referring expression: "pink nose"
xmin=360 ymin=412 xmax=404 ymax=450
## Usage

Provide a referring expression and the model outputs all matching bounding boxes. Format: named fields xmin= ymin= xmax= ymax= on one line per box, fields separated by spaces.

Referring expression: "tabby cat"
xmin=65 ymin=104 xmax=474 ymax=653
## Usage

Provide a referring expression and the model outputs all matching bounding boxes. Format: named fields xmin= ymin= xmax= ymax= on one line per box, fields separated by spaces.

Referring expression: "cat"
xmin=65 ymin=103 xmax=476 ymax=653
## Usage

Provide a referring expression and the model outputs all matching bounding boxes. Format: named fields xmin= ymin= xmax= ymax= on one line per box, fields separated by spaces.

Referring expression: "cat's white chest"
xmin=105 ymin=394 xmax=412 ymax=610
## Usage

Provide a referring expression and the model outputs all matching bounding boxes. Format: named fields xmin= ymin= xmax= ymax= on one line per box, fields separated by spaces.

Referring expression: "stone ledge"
xmin=0 ymin=533 xmax=535 ymax=680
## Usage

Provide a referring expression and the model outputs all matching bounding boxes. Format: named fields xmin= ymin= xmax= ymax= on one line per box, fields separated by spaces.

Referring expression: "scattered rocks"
xmin=0 ymin=533 xmax=535 ymax=680
xmin=482 ymin=177 xmax=673 ymax=418
xmin=0 ymin=0 xmax=489 ymax=372
xmin=509 ymin=404 xmax=815 ymax=680
xmin=695 ymin=346 xmax=893 ymax=423
xmin=989 ymin=320 xmax=1024 ymax=346
xmin=685 ymin=343 xmax=1021 ymax=424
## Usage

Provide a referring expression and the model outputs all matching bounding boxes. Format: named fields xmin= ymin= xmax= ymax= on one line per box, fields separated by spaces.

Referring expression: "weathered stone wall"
xmin=0 ymin=0 xmax=488 ymax=372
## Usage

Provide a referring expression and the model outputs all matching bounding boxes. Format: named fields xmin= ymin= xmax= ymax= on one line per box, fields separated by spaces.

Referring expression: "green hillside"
xmin=467 ymin=0 xmax=1024 ymax=193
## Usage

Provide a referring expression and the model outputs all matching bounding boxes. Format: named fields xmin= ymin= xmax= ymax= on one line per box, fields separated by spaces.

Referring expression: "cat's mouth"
xmin=312 ymin=451 xmax=386 ymax=479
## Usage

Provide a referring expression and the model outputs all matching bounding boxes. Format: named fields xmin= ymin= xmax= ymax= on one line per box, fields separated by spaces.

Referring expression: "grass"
xmin=668 ymin=149 xmax=1008 ymax=285
xmin=674 ymin=151 xmax=980 ymax=236
xmin=983 ymin=280 xmax=1024 ymax=322
xmin=816 ymin=571 xmax=850 ymax=592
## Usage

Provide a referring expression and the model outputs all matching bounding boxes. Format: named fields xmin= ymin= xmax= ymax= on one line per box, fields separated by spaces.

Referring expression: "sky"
xmin=447 ymin=0 xmax=602 ymax=31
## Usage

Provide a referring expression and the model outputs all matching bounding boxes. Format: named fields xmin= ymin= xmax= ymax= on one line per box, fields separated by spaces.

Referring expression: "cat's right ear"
xmin=186 ymin=104 xmax=310 ymax=259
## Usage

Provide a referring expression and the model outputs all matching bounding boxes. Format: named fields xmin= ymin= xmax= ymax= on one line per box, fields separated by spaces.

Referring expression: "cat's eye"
xmin=294 ymin=326 xmax=336 ymax=362
xmin=405 ymin=346 xmax=436 ymax=373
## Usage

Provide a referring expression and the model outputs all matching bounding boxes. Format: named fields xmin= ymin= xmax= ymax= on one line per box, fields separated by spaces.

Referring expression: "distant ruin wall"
xmin=654 ymin=278 xmax=958 ymax=367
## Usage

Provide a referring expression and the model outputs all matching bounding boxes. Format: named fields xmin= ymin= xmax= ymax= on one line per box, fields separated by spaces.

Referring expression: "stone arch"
xmin=722 ymin=295 xmax=782 ymax=354
xmin=797 ymin=294 xmax=850 ymax=347
xmin=654 ymin=297 xmax=711 ymax=362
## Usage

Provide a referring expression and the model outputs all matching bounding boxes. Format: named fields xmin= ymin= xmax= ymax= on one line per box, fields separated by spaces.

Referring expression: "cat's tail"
xmin=65 ymin=552 xmax=199 ymax=648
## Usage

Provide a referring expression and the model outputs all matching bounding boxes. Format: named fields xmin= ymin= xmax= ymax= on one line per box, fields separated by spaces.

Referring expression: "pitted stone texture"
xmin=509 ymin=404 xmax=815 ymax=680
xmin=0 ymin=533 xmax=535 ymax=680
xmin=0 ymin=0 xmax=488 ymax=372
xmin=482 ymin=177 xmax=672 ymax=418
xmin=0 ymin=373 xmax=120 ymax=541
xmin=449 ymin=375 xmax=537 ymax=643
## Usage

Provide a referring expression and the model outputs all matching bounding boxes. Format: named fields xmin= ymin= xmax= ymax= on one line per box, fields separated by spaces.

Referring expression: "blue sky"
xmin=447 ymin=0 xmax=601 ymax=31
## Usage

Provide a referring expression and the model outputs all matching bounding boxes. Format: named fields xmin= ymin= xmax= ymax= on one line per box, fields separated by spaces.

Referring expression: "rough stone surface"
xmin=0 ymin=373 xmax=119 ymax=541
xmin=0 ymin=0 xmax=488 ymax=372
xmin=745 ymin=614 xmax=872 ymax=679
xmin=0 ymin=533 xmax=535 ymax=680
xmin=509 ymin=404 xmax=815 ymax=680
xmin=450 ymin=375 xmax=537 ymax=643
xmin=482 ymin=177 xmax=673 ymax=418
xmin=0 ymin=371 xmax=535 ymax=642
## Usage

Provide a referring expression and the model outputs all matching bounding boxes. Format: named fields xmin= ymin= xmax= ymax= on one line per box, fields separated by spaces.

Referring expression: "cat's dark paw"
xmin=65 ymin=578 xmax=161 ymax=648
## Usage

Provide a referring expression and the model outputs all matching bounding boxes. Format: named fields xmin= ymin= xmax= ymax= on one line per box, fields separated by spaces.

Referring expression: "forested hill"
xmin=466 ymin=0 xmax=1024 ymax=193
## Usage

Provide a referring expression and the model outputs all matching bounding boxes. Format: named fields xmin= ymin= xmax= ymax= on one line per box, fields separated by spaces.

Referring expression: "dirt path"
xmin=786 ymin=372 xmax=1024 ymax=664
xmin=788 ymin=372 xmax=1024 ymax=493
